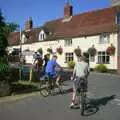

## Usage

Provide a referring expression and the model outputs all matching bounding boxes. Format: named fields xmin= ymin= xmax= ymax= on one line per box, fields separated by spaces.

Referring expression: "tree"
xmin=0 ymin=10 xmax=19 ymax=97
xmin=0 ymin=10 xmax=19 ymax=35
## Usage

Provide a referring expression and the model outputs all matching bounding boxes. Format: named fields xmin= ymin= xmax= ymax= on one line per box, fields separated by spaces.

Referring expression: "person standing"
xmin=43 ymin=55 xmax=49 ymax=72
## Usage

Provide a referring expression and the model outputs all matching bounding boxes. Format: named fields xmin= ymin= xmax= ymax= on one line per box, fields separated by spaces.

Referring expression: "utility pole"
xmin=19 ymin=28 xmax=22 ymax=81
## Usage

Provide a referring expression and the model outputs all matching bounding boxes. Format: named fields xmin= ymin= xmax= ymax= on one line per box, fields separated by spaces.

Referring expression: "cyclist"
xmin=69 ymin=56 xmax=89 ymax=108
xmin=45 ymin=55 xmax=62 ymax=87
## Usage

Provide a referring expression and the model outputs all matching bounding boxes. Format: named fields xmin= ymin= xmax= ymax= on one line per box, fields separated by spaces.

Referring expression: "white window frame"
xmin=97 ymin=51 xmax=110 ymax=64
xmin=89 ymin=55 xmax=95 ymax=62
xmin=39 ymin=30 xmax=46 ymax=41
xmin=99 ymin=33 xmax=110 ymax=44
xmin=64 ymin=39 xmax=72 ymax=46
xmin=65 ymin=52 xmax=74 ymax=63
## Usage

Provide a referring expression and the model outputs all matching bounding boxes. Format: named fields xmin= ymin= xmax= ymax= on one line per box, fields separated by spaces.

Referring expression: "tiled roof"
xmin=7 ymin=5 xmax=120 ymax=46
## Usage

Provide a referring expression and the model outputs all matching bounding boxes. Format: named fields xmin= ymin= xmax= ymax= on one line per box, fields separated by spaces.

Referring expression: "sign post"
xmin=19 ymin=28 xmax=22 ymax=81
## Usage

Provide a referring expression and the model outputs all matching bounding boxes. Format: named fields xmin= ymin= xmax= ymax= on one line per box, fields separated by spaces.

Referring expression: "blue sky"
xmin=0 ymin=0 xmax=110 ymax=29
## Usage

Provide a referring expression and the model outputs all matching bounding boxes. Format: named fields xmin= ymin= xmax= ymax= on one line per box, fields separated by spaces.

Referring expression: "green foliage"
xmin=0 ymin=64 xmax=9 ymax=81
xmin=0 ymin=11 xmax=19 ymax=35
xmin=95 ymin=64 xmax=108 ymax=72
xmin=0 ymin=35 xmax=8 ymax=48
xmin=67 ymin=61 xmax=75 ymax=68
xmin=9 ymin=67 xmax=19 ymax=82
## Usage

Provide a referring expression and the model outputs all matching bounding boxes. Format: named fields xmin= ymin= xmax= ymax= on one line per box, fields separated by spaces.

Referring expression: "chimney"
xmin=25 ymin=17 xmax=33 ymax=31
xmin=64 ymin=2 xmax=73 ymax=18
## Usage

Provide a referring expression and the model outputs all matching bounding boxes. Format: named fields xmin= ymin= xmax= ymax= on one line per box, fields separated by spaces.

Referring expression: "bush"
xmin=95 ymin=64 xmax=107 ymax=72
xmin=67 ymin=61 xmax=75 ymax=68
xmin=9 ymin=67 xmax=19 ymax=82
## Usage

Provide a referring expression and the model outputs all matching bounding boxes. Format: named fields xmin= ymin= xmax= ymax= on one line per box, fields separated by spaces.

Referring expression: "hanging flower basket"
xmin=37 ymin=48 xmax=43 ymax=54
xmin=47 ymin=48 xmax=53 ymax=54
xmin=88 ymin=46 xmax=97 ymax=56
xmin=106 ymin=44 xmax=115 ymax=56
xmin=56 ymin=47 xmax=63 ymax=55
xmin=74 ymin=47 xmax=81 ymax=57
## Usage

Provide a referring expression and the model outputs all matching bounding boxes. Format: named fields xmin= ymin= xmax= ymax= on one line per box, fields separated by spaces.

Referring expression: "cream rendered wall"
xmin=8 ymin=33 xmax=118 ymax=69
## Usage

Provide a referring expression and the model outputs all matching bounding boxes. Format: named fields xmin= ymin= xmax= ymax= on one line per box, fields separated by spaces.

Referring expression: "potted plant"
xmin=47 ymin=48 xmax=53 ymax=54
xmin=88 ymin=45 xmax=97 ymax=56
xmin=74 ymin=46 xmax=81 ymax=57
xmin=106 ymin=44 xmax=115 ymax=56
xmin=37 ymin=48 xmax=43 ymax=55
xmin=56 ymin=46 xmax=63 ymax=55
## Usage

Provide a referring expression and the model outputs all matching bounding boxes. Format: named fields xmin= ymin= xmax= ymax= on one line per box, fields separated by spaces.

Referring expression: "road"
xmin=0 ymin=72 xmax=120 ymax=120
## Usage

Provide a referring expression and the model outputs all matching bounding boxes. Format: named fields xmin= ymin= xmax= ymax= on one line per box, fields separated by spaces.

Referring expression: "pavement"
xmin=0 ymin=72 xmax=120 ymax=120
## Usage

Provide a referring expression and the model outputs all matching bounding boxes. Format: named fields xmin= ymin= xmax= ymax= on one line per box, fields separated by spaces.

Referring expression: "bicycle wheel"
xmin=80 ymin=89 xmax=86 ymax=115
xmin=40 ymin=80 xmax=49 ymax=97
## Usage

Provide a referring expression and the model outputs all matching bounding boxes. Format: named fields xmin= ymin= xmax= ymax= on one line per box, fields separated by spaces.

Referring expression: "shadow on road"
xmin=83 ymin=95 xmax=116 ymax=116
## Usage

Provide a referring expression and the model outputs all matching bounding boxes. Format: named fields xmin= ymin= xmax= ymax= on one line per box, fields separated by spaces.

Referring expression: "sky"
xmin=0 ymin=0 xmax=110 ymax=29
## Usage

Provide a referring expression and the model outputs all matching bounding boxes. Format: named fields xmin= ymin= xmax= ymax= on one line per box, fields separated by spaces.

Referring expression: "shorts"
xmin=47 ymin=72 xmax=59 ymax=79
xmin=73 ymin=76 xmax=87 ymax=91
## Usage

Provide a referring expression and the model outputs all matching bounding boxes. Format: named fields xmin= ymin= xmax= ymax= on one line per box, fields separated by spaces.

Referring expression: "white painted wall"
xmin=8 ymin=33 xmax=118 ymax=69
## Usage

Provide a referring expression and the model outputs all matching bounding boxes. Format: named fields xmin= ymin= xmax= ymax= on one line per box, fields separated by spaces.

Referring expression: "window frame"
xmin=65 ymin=52 xmax=74 ymax=63
xmin=97 ymin=51 xmax=110 ymax=64
xmin=116 ymin=12 xmax=120 ymax=25
xmin=89 ymin=55 xmax=95 ymax=62
xmin=64 ymin=39 xmax=72 ymax=46
xmin=99 ymin=33 xmax=110 ymax=44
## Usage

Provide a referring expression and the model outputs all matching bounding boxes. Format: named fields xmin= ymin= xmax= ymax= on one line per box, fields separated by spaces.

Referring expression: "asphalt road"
xmin=0 ymin=72 xmax=120 ymax=120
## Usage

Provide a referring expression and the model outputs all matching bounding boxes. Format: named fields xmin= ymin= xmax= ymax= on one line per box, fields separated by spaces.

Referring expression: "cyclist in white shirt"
xmin=69 ymin=56 xmax=89 ymax=108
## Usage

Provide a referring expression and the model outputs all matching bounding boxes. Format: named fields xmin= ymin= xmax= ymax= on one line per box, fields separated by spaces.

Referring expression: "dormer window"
xmin=64 ymin=39 xmax=72 ymax=46
xmin=39 ymin=29 xmax=46 ymax=41
xmin=116 ymin=12 xmax=120 ymax=25
xmin=99 ymin=33 xmax=110 ymax=44
xmin=40 ymin=34 xmax=45 ymax=40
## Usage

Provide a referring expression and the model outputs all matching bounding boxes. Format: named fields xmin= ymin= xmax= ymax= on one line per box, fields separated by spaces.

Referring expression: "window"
xmin=89 ymin=55 xmax=95 ymax=62
xmin=65 ymin=53 xmax=74 ymax=62
xmin=99 ymin=33 xmax=110 ymax=44
xmin=39 ymin=30 xmax=46 ymax=41
xmin=98 ymin=51 xmax=110 ymax=64
xmin=116 ymin=12 xmax=120 ymax=25
xmin=40 ymin=34 xmax=45 ymax=40
xmin=64 ymin=39 xmax=72 ymax=46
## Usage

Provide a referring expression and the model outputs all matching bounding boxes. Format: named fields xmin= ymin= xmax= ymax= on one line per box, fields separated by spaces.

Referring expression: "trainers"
xmin=69 ymin=102 xmax=75 ymax=108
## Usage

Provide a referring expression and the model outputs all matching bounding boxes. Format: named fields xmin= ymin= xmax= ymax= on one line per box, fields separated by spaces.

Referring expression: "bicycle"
xmin=40 ymin=73 xmax=63 ymax=97
xmin=74 ymin=78 xmax=87 ymax=115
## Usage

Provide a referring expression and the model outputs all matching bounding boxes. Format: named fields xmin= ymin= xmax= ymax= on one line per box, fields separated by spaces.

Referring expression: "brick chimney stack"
xmin=25 ymin=17 xmax=33 ymax=31
xmin=64 ymin=2 xmax=73 ymax=18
